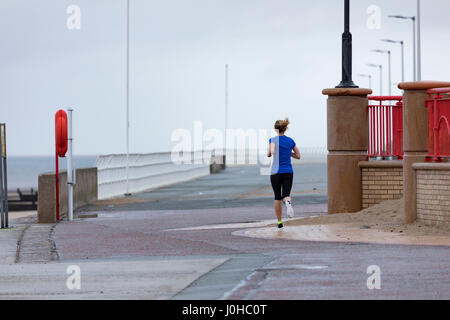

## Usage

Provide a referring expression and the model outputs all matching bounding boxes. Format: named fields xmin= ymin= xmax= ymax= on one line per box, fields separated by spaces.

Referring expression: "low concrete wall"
xmin=359 ymin=160 xmax=403 ymax=209
xmin=414 ymin=162 xmax=450 ymax=227
xmin=38 ymin=167 xmax=98 ymax=223
xmin=210 ymin=155 xmax=226 ymax=174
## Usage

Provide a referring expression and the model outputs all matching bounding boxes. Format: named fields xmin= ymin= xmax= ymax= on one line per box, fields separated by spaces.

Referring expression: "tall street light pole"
xmin=225 ymin=64 xmax=228 ymax=134
xmin=381 ymin=39 xmax=405 ymax=83
xmin=366 ymin=63 xmax=383 ymax=95
xmin=417 ymin=0 xmax=422 ymax=80
xmin=356 ymin=74 xmax=372 ymax=90
xmin=372 ymin=49 xmax=391 ymax=96
xmin=336 ymin=0 xmax=358 ymax=88
xmin=224 ymin=64 xmax=228 ymax=159
xmin=125 ymin=0 xmax=131 ymax=196
xmin=388 ymin=15 xmax=416 ymax=81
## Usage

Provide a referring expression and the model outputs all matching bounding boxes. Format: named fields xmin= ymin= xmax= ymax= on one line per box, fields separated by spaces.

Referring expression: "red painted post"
xmin=376 ymin=104 xmax=379 ymax=156
xmin=55 ymin=152 xmax=60 ymax=221
xmin=392 ymin=101 xmax=403 ymax=158
xmin=371 ymin=107 xmax=374 ymax=156
xmin=387 ymin=105 xmax=390 ymax=156
xmin=433 ymin=95 xmax=439 ymax=161
xmin=381 ymin=101 xmax=384 ymax=156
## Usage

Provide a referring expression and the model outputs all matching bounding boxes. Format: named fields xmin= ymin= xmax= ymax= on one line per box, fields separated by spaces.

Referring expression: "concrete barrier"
xmin=38 ymin=167 xmax=97 ymax=223
xmin=210 ymin=155 xmax=226 ymax=174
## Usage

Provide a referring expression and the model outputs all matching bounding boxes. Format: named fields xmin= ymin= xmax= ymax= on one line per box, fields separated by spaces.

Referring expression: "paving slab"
xmin=0 ymin=226 xmax=24 ymax=265
xmin=0 ymin=257 xmax=228 ymax=299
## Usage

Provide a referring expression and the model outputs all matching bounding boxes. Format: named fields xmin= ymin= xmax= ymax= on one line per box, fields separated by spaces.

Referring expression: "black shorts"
xmin=270 ymin=173 xmax=293 ymax=200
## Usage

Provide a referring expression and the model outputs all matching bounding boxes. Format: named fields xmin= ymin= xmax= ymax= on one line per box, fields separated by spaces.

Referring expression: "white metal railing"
xmin=96 ymin=151 xmax=215 ymax=199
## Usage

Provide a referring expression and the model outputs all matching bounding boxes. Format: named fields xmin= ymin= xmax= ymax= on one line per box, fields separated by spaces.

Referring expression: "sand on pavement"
xmin=236 ymin=199 xmax=450 ymax=246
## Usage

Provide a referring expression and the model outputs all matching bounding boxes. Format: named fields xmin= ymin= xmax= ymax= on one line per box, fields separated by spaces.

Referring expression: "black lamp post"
xmin=336 ymin=0 xmax=358 ymax=88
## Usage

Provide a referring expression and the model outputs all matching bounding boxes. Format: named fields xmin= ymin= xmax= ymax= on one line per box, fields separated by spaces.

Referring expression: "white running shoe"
xmin=286 ymin=201 xmax=294 ymax=218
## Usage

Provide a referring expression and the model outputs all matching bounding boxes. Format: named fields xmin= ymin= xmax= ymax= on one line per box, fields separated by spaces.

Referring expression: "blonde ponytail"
xmin=274 ymin=118 xmax=290 ymax=133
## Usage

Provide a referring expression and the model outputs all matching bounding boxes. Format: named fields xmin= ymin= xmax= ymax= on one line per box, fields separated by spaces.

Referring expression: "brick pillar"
xmin=398 ymin=81 xmax=450 ymax=223
xmin=322 ymin=88 xmax=372 ymax=213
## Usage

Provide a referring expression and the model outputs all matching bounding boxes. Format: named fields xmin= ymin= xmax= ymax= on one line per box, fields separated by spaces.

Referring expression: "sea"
xmin=5 ymin=156 xmax=98 ymax=190
xmin=4 ymin=148 xmax=327 ymax=191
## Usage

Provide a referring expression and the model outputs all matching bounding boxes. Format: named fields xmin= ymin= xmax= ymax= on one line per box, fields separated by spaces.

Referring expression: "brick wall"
xmin=359 ymin=161 xmax=403 ymax=209
xmin=414 ymin=163 xmax=450 ymax=227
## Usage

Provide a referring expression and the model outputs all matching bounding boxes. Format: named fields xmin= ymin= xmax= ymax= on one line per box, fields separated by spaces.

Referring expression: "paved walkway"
xmin=1 ymin=164 xmax=449 ymax=299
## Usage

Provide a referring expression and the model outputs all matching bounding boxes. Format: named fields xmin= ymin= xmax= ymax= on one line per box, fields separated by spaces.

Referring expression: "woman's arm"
xmin=267 ymin=142 xmax=275 ymax=157
xmin=291 ymin=146 xmax=301 ymax=160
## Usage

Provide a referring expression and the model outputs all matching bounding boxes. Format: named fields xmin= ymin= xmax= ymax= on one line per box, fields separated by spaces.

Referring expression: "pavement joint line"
xmin=220 ymin=269 xmax=268 ymax=300
xmin=171 ymin=257 xmax=231 ymax=298
xmin=173 ymin=253 xmax=276 ymax=300
xmin=14 ymin=223 xmax=58 ymax=264
xmin=256 ymin=264 xmax=329 ymax=271
xmin=14 ymin=224 xmax=30 ymax=264
xmin=49 ymin=224 xmax=60 ymax=262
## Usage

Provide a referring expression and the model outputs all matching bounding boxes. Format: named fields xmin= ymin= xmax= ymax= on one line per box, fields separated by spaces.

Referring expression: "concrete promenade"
xmin=0 ymin=164 xmax=449 ymax=299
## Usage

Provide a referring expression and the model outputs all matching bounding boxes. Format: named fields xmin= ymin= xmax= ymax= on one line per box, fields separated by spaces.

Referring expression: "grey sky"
xmin=1 ymin=0 xmax=449 ymax=156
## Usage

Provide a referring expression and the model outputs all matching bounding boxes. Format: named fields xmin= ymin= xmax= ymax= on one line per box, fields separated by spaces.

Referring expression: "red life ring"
xmin=55 ymin=110 xmax=68 ymax=157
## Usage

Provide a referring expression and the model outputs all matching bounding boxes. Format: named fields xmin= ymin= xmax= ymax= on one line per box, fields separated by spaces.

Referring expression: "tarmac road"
xmin=4 ymin=164 xmax=450 ymax=299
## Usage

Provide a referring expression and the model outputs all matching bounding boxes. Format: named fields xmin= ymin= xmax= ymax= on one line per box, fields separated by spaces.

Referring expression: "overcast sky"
xmin=1 ymin=0 xmax=449 ymax=156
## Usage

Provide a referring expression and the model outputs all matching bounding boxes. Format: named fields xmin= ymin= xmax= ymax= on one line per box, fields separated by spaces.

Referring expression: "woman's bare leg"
xmin=274 ymin=200 xmax=282 ymax=222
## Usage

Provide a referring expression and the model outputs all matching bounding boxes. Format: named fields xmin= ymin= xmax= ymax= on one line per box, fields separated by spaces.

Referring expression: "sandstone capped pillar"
xmin=322 ymin=87 xmax=372 ymax=213
xmin=398 ymin=81 xmax=450 ymax=223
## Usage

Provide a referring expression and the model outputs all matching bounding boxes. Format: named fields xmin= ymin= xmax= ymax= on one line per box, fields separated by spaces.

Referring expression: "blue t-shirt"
xmin=269 ymin=135 xmax=296 ymax=174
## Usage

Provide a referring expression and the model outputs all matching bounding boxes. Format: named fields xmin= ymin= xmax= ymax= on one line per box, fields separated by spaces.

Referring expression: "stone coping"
xmin=322 ymin=88 xmax=372 ymax=96
xmin=358 ymin=160 xmax=403 ymax=168
xmin=38 ymin=167 xmax=96 ymax=176
xmin=398 ymin=81 xmax=450 ymax=90
xmin=413 ymin=162 xmax=450 ymax=170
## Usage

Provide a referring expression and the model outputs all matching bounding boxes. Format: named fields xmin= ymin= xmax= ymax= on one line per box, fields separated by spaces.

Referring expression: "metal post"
xmin=55 ymin=151 xmax=60 ymax=221
xmin=0 ymin=123 xmax=6 ymax=228
xmin=388 ymin=51 xmax=392 ymax=96
xmin=417 ymin=0 xmax=421 ymax=80
xmin=125 ymin=0 xmax=131 ymax=196
xmin=67 ymin=109 xmax=73 ymax=221
xmin=400 ymin=41 xmax=405 ymax=82
xmin=0 ymin=140 xmax=3 ymax=228
xmin=379 ymin=65 xmax=383 ymax=96
xmin=336 ymin=0 xmax=358 ymax=88
xmin=225 ymin=64 xmax=228 ymax=133
xmin=224 ymin=64 xmax=228 ymax=161
xmin=412 ymin=17 xmax=416 ymax=81
xmin=369 ymin=75 xmax=372 ymax=89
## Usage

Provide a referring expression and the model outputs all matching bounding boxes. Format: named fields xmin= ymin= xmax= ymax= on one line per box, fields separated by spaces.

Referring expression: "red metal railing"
xmin=367 ymin=96 xmax=403 ymax=159
xmin=425 ymin=87 xmax=450 ymax=162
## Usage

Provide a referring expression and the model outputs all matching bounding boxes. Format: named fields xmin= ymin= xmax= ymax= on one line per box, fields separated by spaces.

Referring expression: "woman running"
xmin=267 ymin=118 xmax=301 ymax=229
